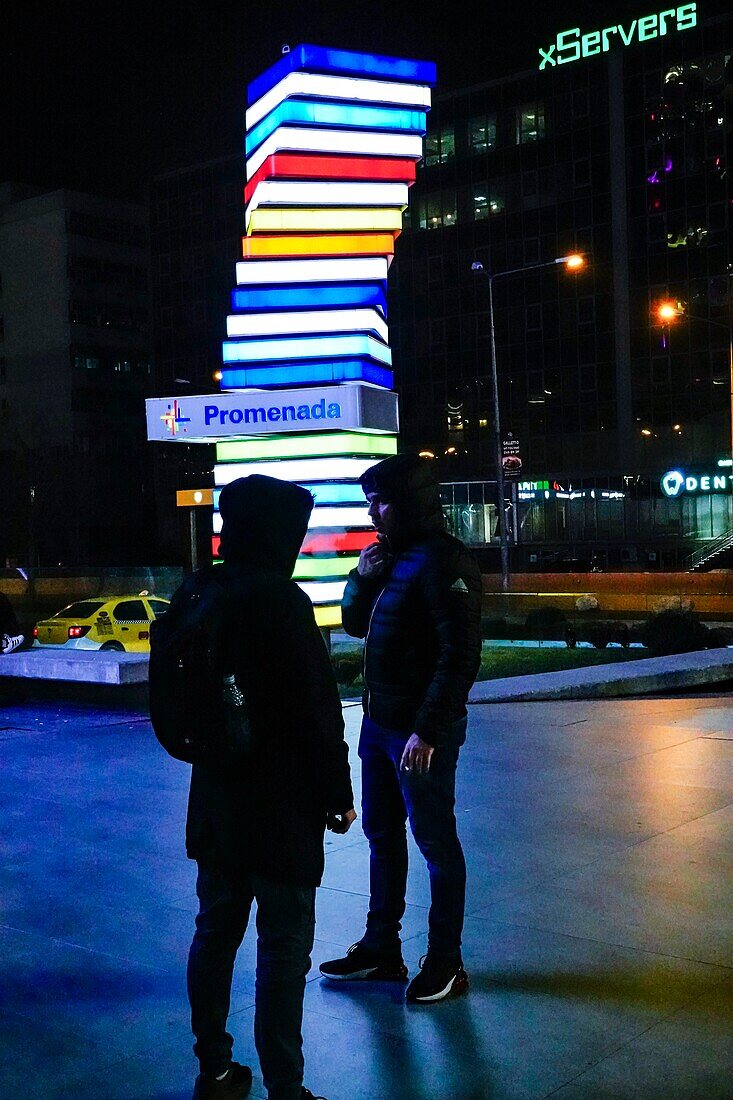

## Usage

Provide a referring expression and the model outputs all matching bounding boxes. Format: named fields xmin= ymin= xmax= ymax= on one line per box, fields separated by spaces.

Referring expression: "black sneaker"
xmin=319 ymin=941 xmax=408 ymax=981
xmin=193 ymin=1062 xmax=253 ymax=1099
xmin=405 ymin=954 xmax=469 ymax=1004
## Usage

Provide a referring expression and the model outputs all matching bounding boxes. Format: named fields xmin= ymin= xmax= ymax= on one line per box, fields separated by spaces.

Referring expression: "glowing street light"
xmin=472 ymin=251 xmax=588 ymax=591
xmin=656 ymin=299 xmax=682 ymax=323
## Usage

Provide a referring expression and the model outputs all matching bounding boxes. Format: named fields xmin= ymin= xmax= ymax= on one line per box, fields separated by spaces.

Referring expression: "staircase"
xmin=686 ymin=529 xmax=733 ymax=571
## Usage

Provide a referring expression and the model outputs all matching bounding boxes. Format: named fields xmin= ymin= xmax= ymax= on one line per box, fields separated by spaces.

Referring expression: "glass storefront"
xmin=441 ymin=477 xmax=733 ymax=550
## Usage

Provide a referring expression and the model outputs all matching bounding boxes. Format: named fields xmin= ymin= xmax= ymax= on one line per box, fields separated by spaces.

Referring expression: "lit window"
xmin=517 ymin=103 xmax=545 ymax=144
xmin=469 ymin=114 xmax=497 ymax=153
xmin=424 ymin=126 xmax=455 ymax=166
xmin=473 ymin=186 xmax=504 ymax=220
xmin=420 ymin=191 xmax=457 ymax=230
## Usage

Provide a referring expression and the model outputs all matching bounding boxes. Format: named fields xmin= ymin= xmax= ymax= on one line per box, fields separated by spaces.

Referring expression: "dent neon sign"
xmin=538 ymin=3 xmax=697 ymax=69
xmin=661 ymin=468 xmax=733 ymax=497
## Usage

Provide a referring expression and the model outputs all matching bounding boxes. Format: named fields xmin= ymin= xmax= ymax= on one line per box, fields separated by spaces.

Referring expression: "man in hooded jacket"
xmin=319 ymin=453 xmax=482 ymax=1003
xmin=185 ymin=475 xmax=355 ymax=1100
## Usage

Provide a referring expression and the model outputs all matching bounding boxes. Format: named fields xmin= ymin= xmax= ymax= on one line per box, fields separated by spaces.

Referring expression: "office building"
xmin=0 ymin=184 xmax=154 ymax=566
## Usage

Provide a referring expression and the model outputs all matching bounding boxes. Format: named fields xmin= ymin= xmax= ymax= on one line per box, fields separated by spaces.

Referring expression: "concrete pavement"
xmin=0 ymin=694 xmax=731 ymax=1098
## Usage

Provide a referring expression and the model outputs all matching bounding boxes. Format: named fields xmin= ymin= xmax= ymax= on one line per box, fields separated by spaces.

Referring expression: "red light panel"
xmin=244 ymin=153 xmax=417 ymax=205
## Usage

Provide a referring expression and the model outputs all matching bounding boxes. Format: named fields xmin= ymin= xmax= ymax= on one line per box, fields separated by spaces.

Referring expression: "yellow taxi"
xmin=33 ymin=592 xmax=170 ymax=653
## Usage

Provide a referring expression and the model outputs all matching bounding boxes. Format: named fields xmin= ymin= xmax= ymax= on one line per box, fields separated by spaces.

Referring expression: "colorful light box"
xmin=241 ymin=235 xmax=396 ymax=261
xmin=245 ymin=180 xmax=409 ymax=220
xmin=236 ymin=255 xmax=390 ymax=284
xmin=225 ymin=306 xmax=389 ymax=343
xmin=247 ymin=206 xmax=405 ymax=235
xmin=246 ymin=73 xmax=431 ymax=131
xmin=246 ymin=44 xmax=436 ymax=104
xmin=222 ymin=333 xmax=392 ymax=366
xmin=216 ymin=431 xmax=398 ymax=463
xmin=243 ymin=154 xmax=416 ymax=205
xmin=219 ymin=360 xmax=394 ymax=390
xmin=155 ymin=43 xmax=436 ymax=623
xmin=246 ymin=128 xmax=424 ymax=179
xmin=230 ymin=282 xmax=388 ymax=315
xmin=246 ymin=101 xmax=427 ymax=157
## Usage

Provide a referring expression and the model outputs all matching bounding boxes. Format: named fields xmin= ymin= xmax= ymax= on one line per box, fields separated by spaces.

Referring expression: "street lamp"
xmin=471 ymin=253 xmax=586 ymax=591
xmin=654 ymin=289 xmax=733 ymax=460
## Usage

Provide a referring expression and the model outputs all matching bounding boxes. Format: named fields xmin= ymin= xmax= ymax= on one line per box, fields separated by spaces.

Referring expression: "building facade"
xmin=392 ymin=7 xmax=732 ymax=566
xmin=0 ymin=184 xmax=154 ymax=566
xmin=148 ymin=156 xmax=244 ymax=561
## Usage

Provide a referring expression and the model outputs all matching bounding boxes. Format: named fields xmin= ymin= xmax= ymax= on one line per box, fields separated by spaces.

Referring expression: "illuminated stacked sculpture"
xmin=150 ymin=46 xmax=435 ymax=626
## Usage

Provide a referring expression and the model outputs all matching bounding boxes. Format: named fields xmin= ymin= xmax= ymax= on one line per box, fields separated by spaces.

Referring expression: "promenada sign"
xmin=538 ymin=3 xmax=697 ymax=69
xmin=146 ymin=383 xmax=399 ymax=442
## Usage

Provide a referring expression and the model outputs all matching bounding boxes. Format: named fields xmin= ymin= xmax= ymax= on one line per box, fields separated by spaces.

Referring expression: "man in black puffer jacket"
xmin=185 ymin=475 xmax=355 ymax=1100
xmin=319 ymin=454 xmax=482 ymax=1004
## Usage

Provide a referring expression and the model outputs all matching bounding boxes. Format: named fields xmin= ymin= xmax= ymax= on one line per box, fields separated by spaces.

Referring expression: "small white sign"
xmin=146 ymin=383 xmax=399 ymax=442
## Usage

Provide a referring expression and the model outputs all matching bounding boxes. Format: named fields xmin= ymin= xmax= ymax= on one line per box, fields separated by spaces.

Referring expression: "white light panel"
xmin=246 ymin=72 xmax=432 ymax=130
xmin=245 ymin=181 xmax=409 ymax=221
xmin=246 ymin=127 xmax=424 ymax=179
xmin=214 ymin=457 xmax=376 ymax=485
xmin=297 ymin=579 xmax=348 ymax=604
xmin=226 ymin=307 xmax=389 ymax=344
xmin=235 ymin=256 xmax=390 ymax=286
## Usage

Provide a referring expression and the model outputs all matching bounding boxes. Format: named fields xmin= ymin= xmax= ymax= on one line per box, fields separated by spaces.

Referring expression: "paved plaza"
xmin=0 ymin=690 xmax=731 ymax=1099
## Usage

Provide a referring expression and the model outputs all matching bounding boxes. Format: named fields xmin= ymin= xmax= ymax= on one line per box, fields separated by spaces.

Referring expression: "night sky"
xmin=2 ymin=0 xmax=731 ymax=201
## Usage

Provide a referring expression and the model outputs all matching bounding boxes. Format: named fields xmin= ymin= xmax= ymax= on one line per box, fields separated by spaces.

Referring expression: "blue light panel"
xmin=246 ymin=101 xmax=427 ymax=156
xmin=230 ymin=281 xmax=388 ymax=315
xmin=220 ymin=358 xmax=394 ymax=389
xmin=247 ymin=44 xmax=437 ymax=106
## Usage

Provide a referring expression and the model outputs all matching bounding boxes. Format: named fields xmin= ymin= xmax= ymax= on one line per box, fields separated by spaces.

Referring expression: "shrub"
xmin=481 ymin=616 xmax=508 ymax=639
xmin=583 ymin=621 xmax=615 ymax=649
xmin=524 ymin=605 xmax=568 ymax=641
xmin=706 ymin=626 xmax=733 ymax=649
xmin=331 ymin=655 xmax=362 ymax=686
xmin=575 ymin=594 xmax=599 ymax=612
xmin=638 ymin=609 xmax=709 ymax=656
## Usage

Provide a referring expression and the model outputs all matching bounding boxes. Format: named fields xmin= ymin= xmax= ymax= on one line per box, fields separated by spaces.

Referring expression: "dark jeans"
xmin=358 ymin=715 xmax=466 ymax=961
xmin=188 ymin=864 xmax=315 ymax=1100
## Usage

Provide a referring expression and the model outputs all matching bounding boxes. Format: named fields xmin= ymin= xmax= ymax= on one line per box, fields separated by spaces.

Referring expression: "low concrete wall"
xmin=482 ymin=571 xmax=733 ymax=620
xmin=0 ymin=649 xmax=148 ymax=685
xmin=469 ymin=646 xmax=733 ymax=703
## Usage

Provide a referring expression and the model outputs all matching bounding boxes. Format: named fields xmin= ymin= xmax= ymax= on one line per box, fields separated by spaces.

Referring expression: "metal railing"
xmin=685 ymin=530 xmax=733 ymax=571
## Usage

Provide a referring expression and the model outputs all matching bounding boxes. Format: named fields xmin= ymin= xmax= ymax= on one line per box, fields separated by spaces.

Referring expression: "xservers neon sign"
xmin=538 ymin=3 xmax=697 ymax=69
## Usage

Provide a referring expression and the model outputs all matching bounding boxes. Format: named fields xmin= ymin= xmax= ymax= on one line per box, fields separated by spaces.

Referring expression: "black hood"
xmin=360 ymin=453 xmax=445 ymax=551
xmin=217 ymin=475 xmax=313 ymax=577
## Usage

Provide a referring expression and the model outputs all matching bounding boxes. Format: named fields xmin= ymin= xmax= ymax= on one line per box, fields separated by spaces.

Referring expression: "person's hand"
xmin=357 ymin=539 xmax=392 ymax=578
xmin=326 ymin=809 xmax=357 ymax=834
xmin=400 ymin=734 xmax=434 ymax=775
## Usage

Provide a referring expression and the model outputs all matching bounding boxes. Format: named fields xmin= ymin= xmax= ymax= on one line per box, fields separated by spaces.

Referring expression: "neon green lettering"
xmin=676 ymin=3 xmax=697 ymax=31
xmin=601 ymin=26 xmax=618 ymax=50
xmin=658 ymin=8 xmax=676 ymax=33
xmin=637 ymin=13 xmax=658 ymax=40
xmin=617 ymin=20 xmax=638 ymax=44
xmin=556 ymin=28 xmax=581 ymax=64
xmin=582 ymin=30 xmax=602 ymax=56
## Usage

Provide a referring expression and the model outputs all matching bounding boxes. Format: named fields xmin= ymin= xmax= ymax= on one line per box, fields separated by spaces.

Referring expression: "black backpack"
xmin=149 ymin=567 xmax=233 ymax=763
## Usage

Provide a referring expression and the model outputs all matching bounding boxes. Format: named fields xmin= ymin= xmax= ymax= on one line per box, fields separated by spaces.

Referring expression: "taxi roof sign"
xmin=176 ymin=489 xmax=213 ymax=507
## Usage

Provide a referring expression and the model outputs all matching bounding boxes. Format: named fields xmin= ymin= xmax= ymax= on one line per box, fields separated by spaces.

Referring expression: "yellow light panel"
xmin=241 ymin=235 xmax=396 ymax=260
xmin=247 ymin=206 xmax=405 ymax=235
xmin=314 ymin=604 xmax=342 ymax=628
xmin=293 ymin=556 xmax=359 ymax=579
xmin=216 ymin=431 xmax=398 ymax=463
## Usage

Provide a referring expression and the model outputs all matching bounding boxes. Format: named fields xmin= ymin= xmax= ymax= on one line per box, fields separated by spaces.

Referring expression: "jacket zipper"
xmin=363 ymin=588 xmax=385 ymax=718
